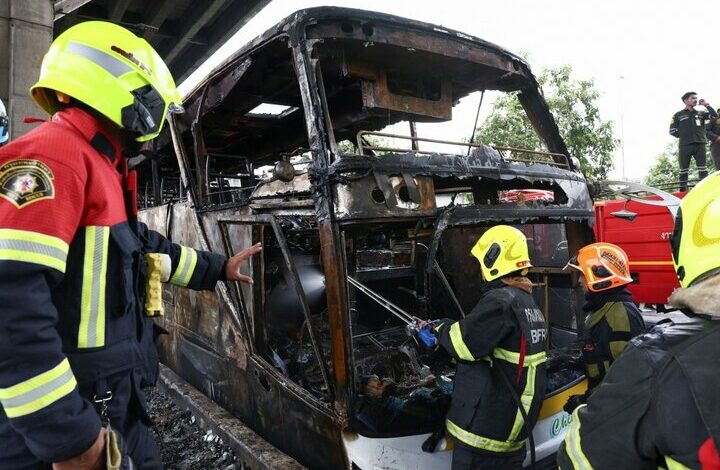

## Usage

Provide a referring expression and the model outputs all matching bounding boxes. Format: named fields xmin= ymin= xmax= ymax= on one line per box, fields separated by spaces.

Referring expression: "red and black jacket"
xmin=558 ymin=316 xmax=720 ymax=469
xmin=0 ymin=107 xmax=225 ymax=463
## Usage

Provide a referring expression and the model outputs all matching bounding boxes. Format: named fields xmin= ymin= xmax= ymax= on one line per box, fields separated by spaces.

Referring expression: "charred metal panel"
xmin=158 ymin=322 xmax=344 ymax=469
xmin=335 ymin=174 xmax=436 ymax=219
xmin=253 ymin=172 xmax=312 ymax=199
xmin=305 ymin=15 xmax=527 ymax=89
xmin=199 ymin=207 xmax=257 ymax=350
xmin=328 ymin=152 xmax=586 ymax=182
xmin=356 ymin=249 xmax=412 ymax=268
xmin=447 ymin=206 xmax=595 ymax=225
xmin=325 ymin=152 xmax=591 ymax=222
xmin=158 ymin=365 xmax=305 ymax=470
xmin=292 ymin=39 xmax=355 ymax=420
xmin=142 ymin=202 xmax=346 ymax=469
xmin=344 ymin=62 xmax=453 ymax=120
xmin=436 ymin=227 xmax=484 ymax=312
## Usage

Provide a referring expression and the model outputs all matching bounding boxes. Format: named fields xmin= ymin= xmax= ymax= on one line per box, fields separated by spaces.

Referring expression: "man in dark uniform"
xmin=705 ymin=112 xmax=720 ymax=171
xmin=557 ymin=172 xmax=720 ymax=469
xmin=421 ymin=225 xmax=548 ymax=470
xmin=669 ymin=92 xmax=717 ymax=191
xmin=0 ymin=22 xmax=261 ymax=469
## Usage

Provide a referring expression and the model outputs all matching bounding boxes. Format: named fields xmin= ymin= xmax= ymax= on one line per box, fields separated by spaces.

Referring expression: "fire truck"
xmin=593 ymin=192 xmax=682 ymax=310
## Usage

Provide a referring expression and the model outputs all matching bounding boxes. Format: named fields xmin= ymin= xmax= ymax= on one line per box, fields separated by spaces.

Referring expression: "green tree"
xmin=644 ymin=142 xmax=678 ymax=187
xmin=474 ymin=65 xmax=618 ymax=180
xmin=336 ymin=135 xmax=391 ymax=154
xmin=644 ymin=141 xmax=714 ymax=189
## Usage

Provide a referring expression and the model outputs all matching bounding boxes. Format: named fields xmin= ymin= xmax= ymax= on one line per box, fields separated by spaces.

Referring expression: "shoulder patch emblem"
xmin=0 ymin=159 xmax=55 ymax=208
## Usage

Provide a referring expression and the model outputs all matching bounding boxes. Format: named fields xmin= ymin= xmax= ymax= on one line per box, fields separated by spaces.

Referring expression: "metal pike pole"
xmin=347 ymin=276 xmax=416 ymax=327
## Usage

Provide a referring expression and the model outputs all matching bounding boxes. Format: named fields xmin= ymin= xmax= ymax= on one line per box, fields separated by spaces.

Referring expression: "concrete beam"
xmin=171 ymin=0 xmax=271 ymax=84
xmin=54 ymin=0 xmax=92 ymax=20
xmin=140 ymin=1 xmax=174 ymax=41
xmin=162 ymin=0 xmax=226 ymax=66
xmin=108 ymin=0 xmax=130 ymax=22
xmin=0 ymin=0 xmax=54 ymax=141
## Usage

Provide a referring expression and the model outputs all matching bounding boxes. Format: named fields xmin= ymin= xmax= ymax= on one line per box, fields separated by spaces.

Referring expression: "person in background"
xmin=669 ymin=92 xmax=717 ymax=191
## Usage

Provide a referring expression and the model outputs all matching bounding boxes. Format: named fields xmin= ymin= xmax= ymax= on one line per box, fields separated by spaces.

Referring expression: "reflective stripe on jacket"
xmin=0 ymin=107 xmax=225 ymax=463
xmin=437 ymin=278 xmax=548 ymax=455
xmin=558 ymin=316 xmax=720 ymax=469
xmin=580 ymin=288 xmax=646 ymax=388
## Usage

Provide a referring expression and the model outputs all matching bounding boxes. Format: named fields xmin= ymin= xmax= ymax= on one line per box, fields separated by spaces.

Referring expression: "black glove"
xmin=563 ymin=394 xmax=586 ymax=415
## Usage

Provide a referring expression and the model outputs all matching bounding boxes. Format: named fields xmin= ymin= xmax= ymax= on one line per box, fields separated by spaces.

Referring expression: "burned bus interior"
xmin=136 ymin=8 xmax=592 ymax=464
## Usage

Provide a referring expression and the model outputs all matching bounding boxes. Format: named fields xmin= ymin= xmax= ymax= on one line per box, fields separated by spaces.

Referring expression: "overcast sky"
xmin=179 ymin=0 xmax=720 ymax=181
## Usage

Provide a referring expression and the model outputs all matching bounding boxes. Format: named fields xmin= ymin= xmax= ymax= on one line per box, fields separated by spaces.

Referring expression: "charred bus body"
xmin=138 ymin=8 xmax=593 ymax=469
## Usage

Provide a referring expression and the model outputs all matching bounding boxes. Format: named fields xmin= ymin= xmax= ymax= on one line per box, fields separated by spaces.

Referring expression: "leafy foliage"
xmin=336 ymin=135 xmax=392 ymax=155
xmin=475 ymin=65 xmax=618 ymax=180
xmin=644 ymin=141 xmax=715 ymax=189
xmin=644 ymin=142 xmax=678 ymax=187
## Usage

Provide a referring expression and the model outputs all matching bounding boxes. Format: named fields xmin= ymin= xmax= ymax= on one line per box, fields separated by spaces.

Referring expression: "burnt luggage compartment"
xmin=137 ymin=7 xmax=594 ymax=469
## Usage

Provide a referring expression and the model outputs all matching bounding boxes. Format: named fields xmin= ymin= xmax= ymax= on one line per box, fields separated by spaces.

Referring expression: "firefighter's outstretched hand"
xmin=225 ymin=243 xmax=263 ymax=283
xmin=52 ymin=427 xmax=106 ymax=470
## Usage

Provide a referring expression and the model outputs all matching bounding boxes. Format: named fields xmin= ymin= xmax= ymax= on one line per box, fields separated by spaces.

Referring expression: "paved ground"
xmin=146 ymin=387 xmax=244 ymax=469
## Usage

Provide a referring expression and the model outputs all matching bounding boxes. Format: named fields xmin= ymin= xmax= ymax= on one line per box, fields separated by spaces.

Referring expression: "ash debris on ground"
xmin=146 ymin=387 xmax=243 ymax=470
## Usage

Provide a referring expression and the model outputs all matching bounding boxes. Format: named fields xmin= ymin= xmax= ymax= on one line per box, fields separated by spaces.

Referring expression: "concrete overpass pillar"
xmin=0 ymin=0 xmax=53 ymax=141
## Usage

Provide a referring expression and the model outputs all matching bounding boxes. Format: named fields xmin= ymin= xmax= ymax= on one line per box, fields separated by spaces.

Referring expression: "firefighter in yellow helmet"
xmin=558 ymin=173 xmax=720 ymax=469
xmin=562 ymin=243 xmax=645 ymax=413
xmin=0 ymin=22 xmax=261 ymax=469
xmin=423 ymin=225 xmax=548 ymax=469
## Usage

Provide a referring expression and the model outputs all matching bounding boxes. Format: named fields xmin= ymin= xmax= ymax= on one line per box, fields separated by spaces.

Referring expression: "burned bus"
xmin=138 ymin=7 xmax=593 ymax=469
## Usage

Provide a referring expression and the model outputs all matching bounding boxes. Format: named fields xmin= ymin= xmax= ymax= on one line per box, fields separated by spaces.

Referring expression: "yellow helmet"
xmin=471 ymin=225 xmax=532 ymax=282
xmin=671 ymin=172 xmax=720 ymax=287
xmin=31 ymin=21 xmax=183 ymax=142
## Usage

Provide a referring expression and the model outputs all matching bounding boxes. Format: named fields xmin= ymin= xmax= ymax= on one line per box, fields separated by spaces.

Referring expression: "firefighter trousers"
xmin=0 ymin=369 xmax=161 ymax=469
xmin=678 ymin=143 xmax=708 ymax=191
xmin=451 ymin=445 xmax=524 ymax=470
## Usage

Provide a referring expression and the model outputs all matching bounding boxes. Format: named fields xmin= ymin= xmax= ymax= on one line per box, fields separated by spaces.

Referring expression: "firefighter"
xmin=421 ymin=225 xmax=548 ymax=469
xmin=0 ymin=22 xmax=261 ymax=469
xmin=557 ymin=172 xmax=720 ymax=469
xmin=562 ymin=242 xmax=645 ymax=411
xmin=0 ymin=98 xmax=8 ymax=146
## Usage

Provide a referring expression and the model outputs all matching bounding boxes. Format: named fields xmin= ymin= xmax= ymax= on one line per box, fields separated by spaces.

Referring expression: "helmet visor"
xmin=564 ymin=255 xmax=581 ymax=272
xmin=121 ymin=85 xmax=165 ymax=137
xmin=121 ymin=85 xmax=184 ymax=139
